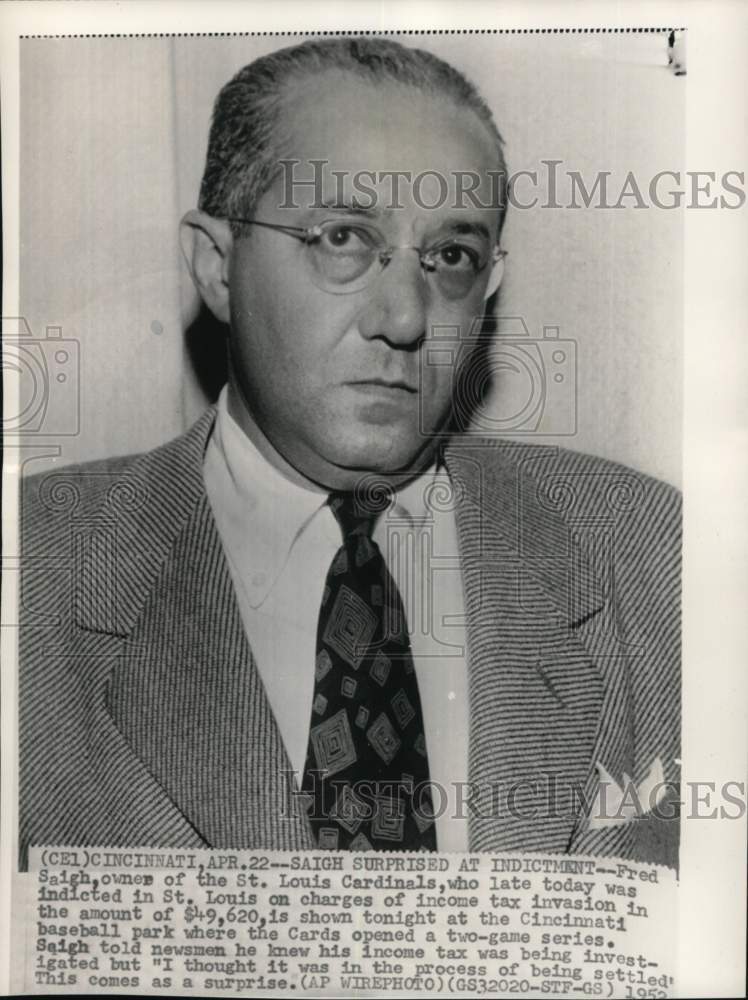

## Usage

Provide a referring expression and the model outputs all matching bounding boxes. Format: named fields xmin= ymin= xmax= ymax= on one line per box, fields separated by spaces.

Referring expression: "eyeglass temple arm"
xmin=225 ymin=218 xmax=312 ymax=241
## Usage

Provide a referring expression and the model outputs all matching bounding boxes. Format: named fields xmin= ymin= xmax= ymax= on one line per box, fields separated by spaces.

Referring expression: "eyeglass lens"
xmin=306 ymin=220 xmax=497 ymax=300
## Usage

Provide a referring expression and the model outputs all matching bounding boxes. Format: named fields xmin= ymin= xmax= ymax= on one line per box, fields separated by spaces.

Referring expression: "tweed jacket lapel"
xmin=443 ymin=440 xmax=632 ymax=853
xmin=75 ymin=410 xmax=314 ymax=851
xmin=55 ymin=627 xmax=209 ymax=850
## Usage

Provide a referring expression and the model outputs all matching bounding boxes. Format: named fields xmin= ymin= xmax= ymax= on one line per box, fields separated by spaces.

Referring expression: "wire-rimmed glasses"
xmin=226 ymin=217 xmax=507 ymax=301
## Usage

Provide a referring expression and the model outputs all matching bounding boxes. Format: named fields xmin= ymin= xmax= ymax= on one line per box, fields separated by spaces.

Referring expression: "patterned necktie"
xmin=300 ymin=492 xmax=437 ymax=851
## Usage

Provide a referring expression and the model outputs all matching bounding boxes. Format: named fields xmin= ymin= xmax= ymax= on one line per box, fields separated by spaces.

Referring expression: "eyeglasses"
xmin=226 ymin=217 xmax=507 ymax=301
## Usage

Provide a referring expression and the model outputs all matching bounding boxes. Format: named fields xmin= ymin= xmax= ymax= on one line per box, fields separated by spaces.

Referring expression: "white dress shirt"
xmin=203 ymin=386 xmax=469 ymax=850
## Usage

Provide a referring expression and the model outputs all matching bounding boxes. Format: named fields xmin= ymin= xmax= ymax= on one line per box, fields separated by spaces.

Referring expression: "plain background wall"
xmin=19 ymin=32 xmax=684 ymax=484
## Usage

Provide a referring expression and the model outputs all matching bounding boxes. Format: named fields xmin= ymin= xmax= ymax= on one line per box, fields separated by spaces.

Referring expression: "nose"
xmin=356 ymin=249 xmax=427 ymax=347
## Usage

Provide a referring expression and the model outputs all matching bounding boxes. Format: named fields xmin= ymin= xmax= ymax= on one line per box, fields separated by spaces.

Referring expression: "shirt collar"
xmin=208 ymin=387 xmax=329 ymax=607
xmin=392 ymin=457 xmax=444 ymax=527
xmin=207 ymin=386 xmax=442 ymax=607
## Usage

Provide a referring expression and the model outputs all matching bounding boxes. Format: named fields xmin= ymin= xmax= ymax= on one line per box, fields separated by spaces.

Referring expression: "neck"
xmin=226 ymin=380 xmax=327 ymax=493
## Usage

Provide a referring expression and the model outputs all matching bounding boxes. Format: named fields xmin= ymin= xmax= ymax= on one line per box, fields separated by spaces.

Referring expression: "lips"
xmin=347 ymin=378 xmax=418 ymax=393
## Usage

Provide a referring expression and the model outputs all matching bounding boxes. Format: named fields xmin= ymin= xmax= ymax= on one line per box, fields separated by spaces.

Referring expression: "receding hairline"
xmin=270 ymin=65 xmax=504 ymax=162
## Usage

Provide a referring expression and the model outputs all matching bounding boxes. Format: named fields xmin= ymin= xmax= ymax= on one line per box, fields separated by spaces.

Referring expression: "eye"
xmin=318 ymin=223 xmax=374 ymax=253
xmin=433 ymin=243 xmax=481 ymax=271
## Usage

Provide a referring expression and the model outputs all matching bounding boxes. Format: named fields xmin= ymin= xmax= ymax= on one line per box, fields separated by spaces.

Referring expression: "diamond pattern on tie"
xmin=309 ymin=708 xmax=357 ymax=776
xmin=322 ymin=586 xmax=378 ymax=669
xmin=301 ymin=492 xmax=437 ymax=851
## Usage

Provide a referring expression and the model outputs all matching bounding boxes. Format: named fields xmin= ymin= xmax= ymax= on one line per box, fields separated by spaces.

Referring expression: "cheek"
xmin=232 ymin=263 xmax=297 ymax=360
xmin=421 ymin=365 xmax=456 ymax=416
xmin=421 ymin=305 xmax=482 ymax=402
xmin=230 ymin=267 xmax=357 ymax=399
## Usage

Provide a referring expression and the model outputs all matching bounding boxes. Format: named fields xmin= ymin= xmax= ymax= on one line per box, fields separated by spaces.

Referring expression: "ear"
xmin=179 ymin=210 xmax=234 ymax=324
xmin=483 ymin=252 xmax=506 ymax=301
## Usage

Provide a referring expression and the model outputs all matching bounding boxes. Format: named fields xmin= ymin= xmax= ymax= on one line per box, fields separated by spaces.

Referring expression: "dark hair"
xmin=198 ymin=36 xmax=507 ymax=232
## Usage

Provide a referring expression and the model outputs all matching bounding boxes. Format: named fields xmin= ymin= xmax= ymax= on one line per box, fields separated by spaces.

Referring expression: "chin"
xmin=327 ymin=429 xmax=429 ymax=477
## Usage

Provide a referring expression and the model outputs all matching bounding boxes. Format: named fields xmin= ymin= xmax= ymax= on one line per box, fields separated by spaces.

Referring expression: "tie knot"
xmin=328 ymin=492 xmax=384 ymax=541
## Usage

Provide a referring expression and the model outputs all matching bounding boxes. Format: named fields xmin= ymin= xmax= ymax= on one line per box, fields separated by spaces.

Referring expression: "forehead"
xmin=270 ymin=69 xmax=500 ymax=216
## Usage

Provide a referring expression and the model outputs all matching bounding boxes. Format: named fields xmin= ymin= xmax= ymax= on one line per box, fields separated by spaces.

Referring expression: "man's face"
xmin=226 ymin=71 xmax=502 ymax=488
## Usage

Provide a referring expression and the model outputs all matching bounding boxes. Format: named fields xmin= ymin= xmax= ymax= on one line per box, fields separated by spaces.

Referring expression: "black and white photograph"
xmin=1 ymin=2 xmax=746 ymax=997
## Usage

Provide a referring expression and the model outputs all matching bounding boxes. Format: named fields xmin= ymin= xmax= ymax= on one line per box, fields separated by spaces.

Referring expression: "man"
xmin=19 ymin=37 xmax=681 ymax=868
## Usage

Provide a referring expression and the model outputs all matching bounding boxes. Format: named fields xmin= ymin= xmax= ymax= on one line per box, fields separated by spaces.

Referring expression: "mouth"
xmin=346 ymin=378 xmax=418 ymax=394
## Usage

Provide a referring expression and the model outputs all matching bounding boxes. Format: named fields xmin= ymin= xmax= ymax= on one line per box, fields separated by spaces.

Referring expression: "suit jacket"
xmin=19 ymin=409 xmax=681 ymax=869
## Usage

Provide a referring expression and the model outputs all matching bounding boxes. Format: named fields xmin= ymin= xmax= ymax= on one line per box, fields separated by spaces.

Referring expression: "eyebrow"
xmin=444 ymin=221 xmax=493 ymax=241
xmin=315 ymin=200 xmax=383 ymax=217
xmin=312 ymin=203 xmax=494 ymax=242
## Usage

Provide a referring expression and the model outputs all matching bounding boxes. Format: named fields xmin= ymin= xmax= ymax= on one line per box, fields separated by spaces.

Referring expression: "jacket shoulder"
xmin=22 ymin=449 xmax=149 ymax=530
xmin=483 ymin=436 xmax=679 ymax=490
xmin=20 ymin=410 xmax=216 ymax=633
xmin=472 ymin=438 xmax=681 ymax=535
xmin=21 ymin=408 xmax=216 ymax=539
